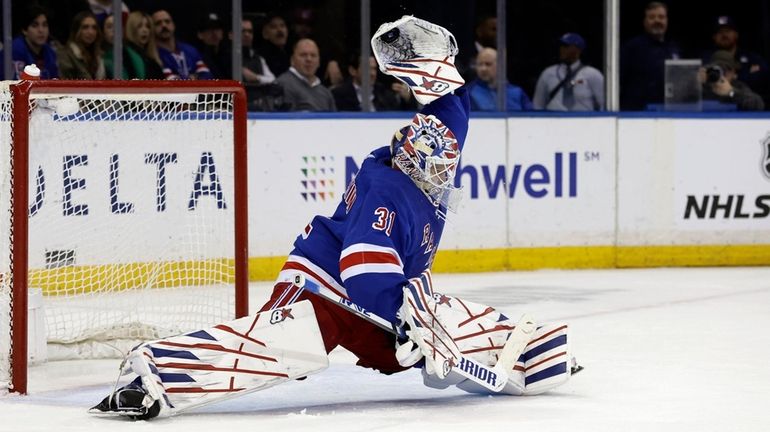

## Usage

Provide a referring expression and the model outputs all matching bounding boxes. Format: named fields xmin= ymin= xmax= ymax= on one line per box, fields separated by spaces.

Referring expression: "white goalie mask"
xmin=391 ymin=113 xmax=462 ymax=219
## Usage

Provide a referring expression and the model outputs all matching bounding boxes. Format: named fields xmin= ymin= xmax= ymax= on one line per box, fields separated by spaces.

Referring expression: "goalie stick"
xmin=292 ymin=274 xmax=535 ymax=393
xmin=291 ymin=274 xmax=406 ymax=338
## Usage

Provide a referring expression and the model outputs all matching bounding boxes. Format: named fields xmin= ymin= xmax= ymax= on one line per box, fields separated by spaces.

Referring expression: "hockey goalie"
xmin=90 ymin=16 xmax=580 ymax=420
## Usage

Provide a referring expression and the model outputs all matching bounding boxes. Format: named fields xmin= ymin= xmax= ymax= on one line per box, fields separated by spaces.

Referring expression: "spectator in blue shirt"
xmin=151 ymin=9 xmax=212 ymax=80
xmin=9 ymin=5 xmax=59 ymax=79
xmin=620 ymin=1 xmax=681 ymax=110
xmin=468 ymin=48 xmax=532 ymax=111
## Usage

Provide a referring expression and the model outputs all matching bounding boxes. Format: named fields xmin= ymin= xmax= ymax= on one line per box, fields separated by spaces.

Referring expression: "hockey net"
xmin=0 ymin=80 xmax=248 ymax=394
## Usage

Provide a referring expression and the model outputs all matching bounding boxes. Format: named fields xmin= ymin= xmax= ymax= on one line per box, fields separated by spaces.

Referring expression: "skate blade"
xmin=88 ymin=407 xmax=146 ymax=418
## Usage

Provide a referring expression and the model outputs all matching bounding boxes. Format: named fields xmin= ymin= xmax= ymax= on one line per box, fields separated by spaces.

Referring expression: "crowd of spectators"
xmin=2 ymin=1 xmax=769 ymax=112
xmin=620 ymin=2 xmax=765 ymax=111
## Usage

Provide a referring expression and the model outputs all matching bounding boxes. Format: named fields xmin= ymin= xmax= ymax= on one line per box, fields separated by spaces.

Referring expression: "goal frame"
xmin=4 ymin=80 xmax=249 ymax=394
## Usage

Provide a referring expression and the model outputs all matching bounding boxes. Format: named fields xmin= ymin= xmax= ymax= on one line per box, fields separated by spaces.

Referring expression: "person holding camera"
xmin=706 ymin=16 xmax=768 ymax=105
xmin=701 ymin=50 xmax=764 ymax=111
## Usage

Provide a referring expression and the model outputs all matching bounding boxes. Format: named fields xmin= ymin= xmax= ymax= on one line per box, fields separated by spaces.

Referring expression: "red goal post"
xmin=0 ymin=80 xmax=249 ymax=394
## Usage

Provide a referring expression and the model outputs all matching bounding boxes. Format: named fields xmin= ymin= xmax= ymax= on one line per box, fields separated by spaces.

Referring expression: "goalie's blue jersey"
xmin=278 ymin=146 xmax=445 ymax=324
xmin=277 ymin=90 xmax=470 ymax=324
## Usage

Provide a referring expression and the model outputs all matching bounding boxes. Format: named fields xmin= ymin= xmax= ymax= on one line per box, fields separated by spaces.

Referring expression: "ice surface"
xmin=2 ymin=267 xmax=770 ymax=431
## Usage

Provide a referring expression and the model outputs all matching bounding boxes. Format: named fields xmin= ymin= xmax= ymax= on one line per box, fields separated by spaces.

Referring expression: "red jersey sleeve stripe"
xmin=339 ymin=251 xmax=401 ymax=271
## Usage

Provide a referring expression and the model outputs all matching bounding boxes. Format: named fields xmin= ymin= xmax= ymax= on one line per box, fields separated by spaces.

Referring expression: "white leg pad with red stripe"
xmin=418 ymin=295 xmax=573 ymax=396
xmin=115 ymin=300 xmax=328 ymax=416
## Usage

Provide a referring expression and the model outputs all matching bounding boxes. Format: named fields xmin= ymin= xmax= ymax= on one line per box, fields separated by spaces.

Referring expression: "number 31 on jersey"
xmin=372 ymin=207 xmax=396 ymax=236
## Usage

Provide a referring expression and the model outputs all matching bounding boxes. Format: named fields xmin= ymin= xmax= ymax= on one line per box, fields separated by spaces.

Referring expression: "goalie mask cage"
xmin=0 ymin=80 xmax=249 ymax=394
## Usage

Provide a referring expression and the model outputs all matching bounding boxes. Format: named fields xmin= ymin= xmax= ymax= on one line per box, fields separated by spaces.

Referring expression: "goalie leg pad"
xmin=413 ymin=293 xmax=573 ymax=396
xmin=90 ymin=300 xmax=328 ymax=418
xmin=459 ymin=322 xmax=572 ymax=396
xmin=517 ymin=323 xmax=571 ymax=395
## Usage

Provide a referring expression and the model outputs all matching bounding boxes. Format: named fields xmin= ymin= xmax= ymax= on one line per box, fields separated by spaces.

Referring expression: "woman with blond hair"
xmin=124 ymin=11 xmax=164 ymax=79
xmin=102 ymin=14 xmax=145 ymax=79
xmin=57 ymin=11 xmax=106 ymax=79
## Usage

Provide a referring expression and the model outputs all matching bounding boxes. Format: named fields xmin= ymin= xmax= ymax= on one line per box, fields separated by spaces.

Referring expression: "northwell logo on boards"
xmin=343 ymin=152 xmax=580 ymax=201
xmin=683 ymin=136 xmax=770 ymax=220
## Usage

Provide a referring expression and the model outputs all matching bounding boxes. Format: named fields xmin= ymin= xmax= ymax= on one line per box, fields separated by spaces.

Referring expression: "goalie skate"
xmin=570 ymin=357 xmax=585 ymax=375
xmin=89 ymin=382 xmax=162 ymax=420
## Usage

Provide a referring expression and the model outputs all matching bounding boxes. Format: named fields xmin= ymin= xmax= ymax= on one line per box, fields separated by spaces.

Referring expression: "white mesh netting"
xmin=1 ymin=84 xmax=241 ymax=391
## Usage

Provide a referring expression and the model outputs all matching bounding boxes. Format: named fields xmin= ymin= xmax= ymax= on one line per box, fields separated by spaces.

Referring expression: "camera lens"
xmin=706 ymin=66 xmax=723 ymax=84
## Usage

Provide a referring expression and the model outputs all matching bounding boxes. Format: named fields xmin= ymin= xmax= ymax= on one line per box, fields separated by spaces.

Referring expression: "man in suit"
xmin=332 ymin=53 xmax=415 ymax=111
